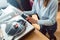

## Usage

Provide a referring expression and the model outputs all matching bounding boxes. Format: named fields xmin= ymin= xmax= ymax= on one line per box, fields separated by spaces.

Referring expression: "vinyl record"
xmin=5 ymin=19 xmax=26 ymax=36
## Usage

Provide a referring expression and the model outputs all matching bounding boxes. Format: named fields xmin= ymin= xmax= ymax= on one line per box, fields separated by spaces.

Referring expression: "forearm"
xmin=37 ymin=19 xmax=56 ymax=26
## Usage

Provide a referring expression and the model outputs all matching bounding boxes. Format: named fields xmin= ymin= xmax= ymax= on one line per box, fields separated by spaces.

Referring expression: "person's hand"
xmin=26 ymin=16 xmax=37 ymax=24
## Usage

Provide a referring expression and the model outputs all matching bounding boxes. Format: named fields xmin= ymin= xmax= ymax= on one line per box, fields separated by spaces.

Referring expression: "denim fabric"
xmin=20 ymin=0 xmax=32 ymax=11
xmin=7 ymin=0 xmax=20 ymax=9
xmin=40 ymin=22 xmax=57 ymax=40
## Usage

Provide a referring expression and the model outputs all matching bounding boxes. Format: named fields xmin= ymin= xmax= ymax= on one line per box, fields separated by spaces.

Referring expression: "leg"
xmin=40 ymin=25 xmax=47 ymax=35
xmin=47 ymin=22 xmax=57 ymax=40
xmin=48 ymin=30 xmax=56 ymax=40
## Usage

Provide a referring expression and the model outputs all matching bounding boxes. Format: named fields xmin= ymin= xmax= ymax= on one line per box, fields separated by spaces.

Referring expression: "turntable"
xmin=0 ymin=4 xmax=34 ymax=40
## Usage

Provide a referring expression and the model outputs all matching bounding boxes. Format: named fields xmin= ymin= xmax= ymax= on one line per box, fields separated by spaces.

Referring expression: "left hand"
xmin=26 ymin=16 xmax=37 ymax=24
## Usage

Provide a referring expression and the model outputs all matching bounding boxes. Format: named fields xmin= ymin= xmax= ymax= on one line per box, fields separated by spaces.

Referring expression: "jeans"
xmin=7 ymin=0 xmax=32 ymax=11
xmin=7 ymin=0 xmax=20 ymax=9
xmin=40 ymin=22 xmax=57 ymax=40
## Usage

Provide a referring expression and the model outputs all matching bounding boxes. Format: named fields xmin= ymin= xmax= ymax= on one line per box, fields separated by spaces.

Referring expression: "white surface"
xmin=2 ymin=6 xmax=14 ymax=14
xmin=0 ymin=0 xmax=8 ymax=8
xmin=0 ymin=4 xmax=22 ymax=24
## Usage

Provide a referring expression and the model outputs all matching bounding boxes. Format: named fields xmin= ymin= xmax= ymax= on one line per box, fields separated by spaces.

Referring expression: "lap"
xmin=40 ymin=22 xmax=57 ymax=33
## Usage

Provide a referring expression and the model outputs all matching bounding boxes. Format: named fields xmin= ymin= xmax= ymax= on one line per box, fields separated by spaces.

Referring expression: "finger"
xmin=26 ymin=17 xmax=31 ymax=20
xmin=26 ymin=18 xmax=29 ymax=20
xmin=27 ymin=16 xmax=30 ymax=18
xmin=27 ymin=17 xmax=31 ymax=20
xmin=28 ymin=19 xmax=32 ymax=22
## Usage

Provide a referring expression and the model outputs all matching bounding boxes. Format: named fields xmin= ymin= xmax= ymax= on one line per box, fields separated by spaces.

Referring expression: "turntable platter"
xmin=5 ymin=19 xmax=26 ymax=36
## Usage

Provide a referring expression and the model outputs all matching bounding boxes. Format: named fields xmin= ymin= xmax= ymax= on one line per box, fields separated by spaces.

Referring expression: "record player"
xmin=0 ymin=4 xmax=34 ymax=40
